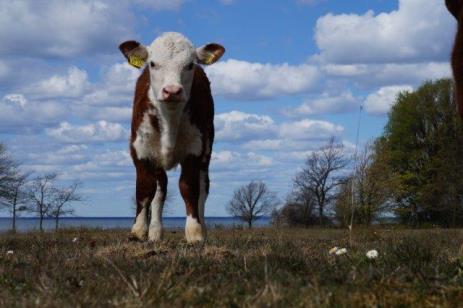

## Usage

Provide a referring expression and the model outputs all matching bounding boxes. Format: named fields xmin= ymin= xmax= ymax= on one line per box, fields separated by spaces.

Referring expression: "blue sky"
xmin=0 ymin=0 xmax=455 ymax=217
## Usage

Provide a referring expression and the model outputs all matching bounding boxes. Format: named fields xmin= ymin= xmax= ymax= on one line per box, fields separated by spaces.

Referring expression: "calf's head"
xmin=119 ymin=32 xmax=224 ymax=104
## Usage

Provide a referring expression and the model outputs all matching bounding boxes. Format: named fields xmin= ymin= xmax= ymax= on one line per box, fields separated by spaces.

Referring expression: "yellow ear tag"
xmin=128 ymin=55 xmax=145 ymax=68
xmin=203 ymin=52 xmax=216 ymax=65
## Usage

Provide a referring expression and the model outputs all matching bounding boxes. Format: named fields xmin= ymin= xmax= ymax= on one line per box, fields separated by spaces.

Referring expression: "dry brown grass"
xmin=1 ymin=227 xmax=463 ymax=307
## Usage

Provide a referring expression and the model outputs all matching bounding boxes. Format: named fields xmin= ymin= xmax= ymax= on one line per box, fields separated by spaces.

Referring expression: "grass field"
xmin=1 ymin=227 xmax=463 ymax=307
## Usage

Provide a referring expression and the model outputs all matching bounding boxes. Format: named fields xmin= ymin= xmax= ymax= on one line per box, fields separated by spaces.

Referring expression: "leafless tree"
xmin=49 ymin=182 xmax=82 ymax=231
xmin=227 ymin=181 xmax=278 ymax=228
xmin=28 ymin=173 xmax=58 ymax=231
xmin=1 ymin=172 xmax=29 ymax=232
xmin=293 ymin=137 xmax=348 ymax=225
xmin=273 ymin=189 xmax=318 ymax=227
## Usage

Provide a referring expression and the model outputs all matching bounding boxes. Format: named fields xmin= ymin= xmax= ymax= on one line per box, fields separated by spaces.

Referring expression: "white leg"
xmin=148 ymin=181 xmax=165 ymax=241
xmin=131 ymin=198 xmax=148 ymax=240
xmin=185 ymin=215 xmax=204 ymax=243
xmin=185 ymin=171 xmax=208 ymax=243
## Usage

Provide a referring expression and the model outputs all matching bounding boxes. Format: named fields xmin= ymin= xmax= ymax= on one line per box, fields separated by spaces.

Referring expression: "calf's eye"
xmin=150 ymin=61 xmax=158 ymax=69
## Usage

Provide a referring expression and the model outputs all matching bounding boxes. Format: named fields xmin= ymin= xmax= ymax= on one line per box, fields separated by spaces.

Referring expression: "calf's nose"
xmin=162 ymin=85 xmax=183 ymax=100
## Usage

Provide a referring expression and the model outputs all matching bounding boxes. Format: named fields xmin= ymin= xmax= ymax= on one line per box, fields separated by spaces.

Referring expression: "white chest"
xmin=132 ymin=109 xmax=203 ymax=170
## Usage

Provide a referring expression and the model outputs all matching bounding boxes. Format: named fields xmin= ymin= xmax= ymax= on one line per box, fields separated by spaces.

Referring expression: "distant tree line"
xmin=0 ymin=145 xmax=82 ymax=232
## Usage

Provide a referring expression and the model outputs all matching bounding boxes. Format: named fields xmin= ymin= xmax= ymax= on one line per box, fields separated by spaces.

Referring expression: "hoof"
xmin=185 ymin=216 xmax=206 ymax=243
xmin=128 ymin=234 xmax=144 ymax=242
xmin=148 ymin=226 xmax=164 ymax=242
xmin=130 ymin=225 xmax=148 ymax=241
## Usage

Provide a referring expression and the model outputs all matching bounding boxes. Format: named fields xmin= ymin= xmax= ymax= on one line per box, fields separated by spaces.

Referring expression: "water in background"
xmin=0 ymin=217 xmax=271 ymax=232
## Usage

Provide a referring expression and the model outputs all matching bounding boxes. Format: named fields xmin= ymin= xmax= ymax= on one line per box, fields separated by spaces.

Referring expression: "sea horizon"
xmin=0 ymin=216 xmax=271 ymax=232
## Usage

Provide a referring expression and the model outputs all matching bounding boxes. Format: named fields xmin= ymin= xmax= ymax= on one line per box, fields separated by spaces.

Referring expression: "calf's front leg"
xmin=130 ymin=161 xmax=156 ymax=241
xmin=179 ymin=156 xmax=206 ymax=243
xmin=148 ymin=170 xmax=167 ymax=241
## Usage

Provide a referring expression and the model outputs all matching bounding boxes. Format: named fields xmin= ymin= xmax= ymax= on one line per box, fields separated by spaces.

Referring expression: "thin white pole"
xmin=349 ymin=105 xmax=363 ymax=244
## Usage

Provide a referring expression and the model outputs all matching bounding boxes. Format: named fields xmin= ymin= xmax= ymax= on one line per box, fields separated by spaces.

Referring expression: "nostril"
xmin=163 ymin=85 xmax=183 ymax=96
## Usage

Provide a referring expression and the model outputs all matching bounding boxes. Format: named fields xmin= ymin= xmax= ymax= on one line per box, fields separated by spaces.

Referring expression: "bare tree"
xmin=1 ymin=172 xmax=29 ymax=232
xmin=28 ymin=173 xmax=57 ymax=231
xmin=273 ymin=189 xmax=318 ymax=227
xmin=293 ymin=137 xmax=348 ymax=225
xmin=227 ymin=181 xmax=278 ymax=228
xmin=49 ymin=182 xmax=82 ymax=231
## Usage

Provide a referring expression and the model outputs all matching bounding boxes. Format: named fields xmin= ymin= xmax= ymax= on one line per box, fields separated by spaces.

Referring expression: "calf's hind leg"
xmin=179 ymin=156 xmax=207 ymax=243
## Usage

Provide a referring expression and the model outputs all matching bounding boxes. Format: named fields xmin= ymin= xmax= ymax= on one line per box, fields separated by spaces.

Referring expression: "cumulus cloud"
xmin=279 ymin=119 xmax=344 ymax=140
xmin=314 ymin=0 xmax=454 ymax=64
xmin=82 ymin=62 xmax=140 ymax=106
xmin=215 ymin=111 xmax=344 ymax=148
xmin=286 ymin=91 xmax=359 ymax=116
xmin=211 ymin=150 xmax=273 ymax=170
xmin=0 ymin=1 xmax=133 ymax=58
xmin=25 ymin=67 xmax=90 ymax=99
xmin=206 ymin=59 xmax=319 ymax=100
xmin=215 ymin=111 xmax=278 ymax=141
xmin=0 ymin=0 xmax=189 ymax=59
xmin=0 ymin=94 xmax=66 ymax=132
xmin=47 ymin=121 xmax=128 ymax=143
xmin=322 ymin=62 xmax=451 ymax=88
xmin=364 ymin=85 xmax=413 ymax=115
xmin=135 ymin=0 xmax=185 ymax=10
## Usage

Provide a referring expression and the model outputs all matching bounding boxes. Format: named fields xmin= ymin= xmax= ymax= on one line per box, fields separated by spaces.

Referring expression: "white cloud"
xmin=206 ymin=59 xmax=319 ymax=100
xmin=82 ymin=62 xmax=139 ymax=106
xmin=322 ymin=62 xmax=451 ymax=89
xmin=47 ymin=121 xmax=128 ymax=143
xmin=314 ymin=0 xmax=455 ymax=64
xmin=0 ymin=0 xmax=188 ymax=58
xmin=287 ymin=91 xmax=358 ymax=116
xmin=0 ymin=94 xmax=66 ymax=132
xmin=215 ymin=111 xmax=278 ymax=141
xmin=364 ymin=85 xmax=413 ymax=115
xmin=0 ymin=1 xmax=134 ymax=58
xmin=211 ymin=150 xmax=273 ymax=170
xmin=279 ymin=119 xmax=344 ymax=140
xmin=135 ymin=0 xmax=184 ymax=10
xmin=25 ymin=67 xmax=90 ymax=99
xmin=215 ymin=111 xmax=344 ymax=146
xmin=242 ymin=139 xmax=283 ymax=151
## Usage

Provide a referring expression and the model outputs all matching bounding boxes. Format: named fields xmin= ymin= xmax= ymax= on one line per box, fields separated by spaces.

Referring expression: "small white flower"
xmin=72 ymin=237 xmax=78 ymax=243
xmin=329 ymin=247 xmax=339 ymax=255
xmin=6 ymin=250 xmax=13 ymax=255
xmin=335 ymin=248 xmax=347 ymax=255
xmin=366 ymin=249 xmax=379 ymax=259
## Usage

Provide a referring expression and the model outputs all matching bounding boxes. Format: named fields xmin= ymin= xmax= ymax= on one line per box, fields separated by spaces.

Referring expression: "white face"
xmin=147 ymin=32 xmax=196 ymax=103
xmin=119 ymin=32 xmax=225 ymax=104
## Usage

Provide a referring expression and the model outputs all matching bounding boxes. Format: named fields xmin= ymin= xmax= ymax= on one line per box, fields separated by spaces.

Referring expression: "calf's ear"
xmin=119 ymin=40 xmax=148 ymax=69
xmin=446 ymin=0 xmax=463 ymax=19
xmin=196 ymin=43 xmax=225 ymax=65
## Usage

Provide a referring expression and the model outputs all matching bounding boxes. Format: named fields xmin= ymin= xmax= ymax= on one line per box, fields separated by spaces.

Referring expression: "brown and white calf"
xmin=119 ymin=32 xmax=225 ymax=243
xmin=447 ymin=0 xmax=463 ymax=116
